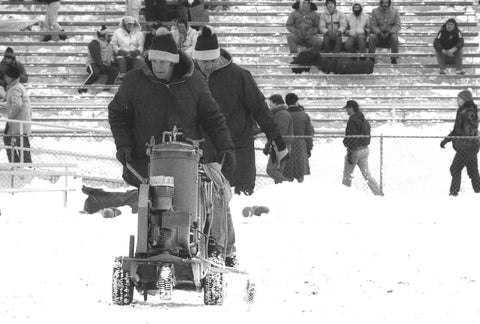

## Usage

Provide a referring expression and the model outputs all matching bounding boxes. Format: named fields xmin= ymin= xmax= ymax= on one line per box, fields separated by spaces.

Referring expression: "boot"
xmin=82 ymin=186 xmax=138 ymax=214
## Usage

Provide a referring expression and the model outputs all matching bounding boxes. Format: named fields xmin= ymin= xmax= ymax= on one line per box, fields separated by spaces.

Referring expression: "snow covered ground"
xmin=1 ymin=176 xmax=480 ymax=324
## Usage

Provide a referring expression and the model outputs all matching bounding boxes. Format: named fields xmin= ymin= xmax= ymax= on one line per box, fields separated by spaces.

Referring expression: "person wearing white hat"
xmin=78 ymin=26 xmax=119 ymax=94
xmin=111 ymin=16 xmax=145 ymax=75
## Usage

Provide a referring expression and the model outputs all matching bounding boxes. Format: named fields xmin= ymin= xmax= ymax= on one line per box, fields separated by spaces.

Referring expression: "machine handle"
xmin=126 ymin=162 xmax=147 ymax=185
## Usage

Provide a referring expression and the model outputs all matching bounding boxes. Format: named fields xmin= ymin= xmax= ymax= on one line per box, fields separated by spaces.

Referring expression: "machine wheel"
xmin=112 ymin=260 xmax=134 ymax=305
xmin=203 ymin=256 xmax=226 ymax=305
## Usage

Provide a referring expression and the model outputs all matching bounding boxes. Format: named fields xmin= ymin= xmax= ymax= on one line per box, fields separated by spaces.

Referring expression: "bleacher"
xmin=0 ymin=0 xmax=479 ymax=185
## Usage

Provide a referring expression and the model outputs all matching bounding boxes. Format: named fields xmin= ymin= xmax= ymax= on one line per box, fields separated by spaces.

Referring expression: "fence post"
xmin=379 ymin=134 xmax=384 ymax=194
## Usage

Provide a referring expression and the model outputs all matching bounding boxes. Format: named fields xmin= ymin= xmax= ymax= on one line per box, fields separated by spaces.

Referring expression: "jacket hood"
xmin=292 ymin=0 xmax=318 ymax=11
xmin=379 ymin=0 xmax=391 ymax=7
xmin=461 ymin=100 xmax=478 ymax=111
xmin=441 ymin=18 xmax=459 ymax=31
xmin=352 ymin=2 xmax=363 ymax=9
xmin=119 ymin=16 xmax=141 ymax=32
xmin=143 ymin=50 xmax=194 ymax=83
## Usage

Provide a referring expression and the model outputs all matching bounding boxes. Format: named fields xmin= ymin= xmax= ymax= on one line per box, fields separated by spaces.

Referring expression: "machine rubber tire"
xmin=112 ymin=262 xmax=134 ymax=305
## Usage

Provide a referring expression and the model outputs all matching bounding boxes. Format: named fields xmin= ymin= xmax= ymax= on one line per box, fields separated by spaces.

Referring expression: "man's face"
xmin=197 ymin=58 xmax=219 ymax=75
xmin=446 ymin=22 xmax=455 ymax=32
xmin=3 ymin=57 xmax=13 ymax=65
xmin=327 ymin=2 xmax=335 ymax=12
xmin=345 ymin=107 xmax=354 ymax=116
xmin=151 ymin=59 xmax=174 ymax=81
xmin=105 ymin=34 xmax=113 ymax=43
xmin=125 ymin=22 xmax=135 ymax=32
xmin=457 ymin=97 xmax=464 ymax=107
xmin=177 ymin=23 xmax=187 ymax=34
xmin=353 ymin=4 xmax=361 ymax=14
xmin=381 ymin=0 xmax=389 ymax=9
xmin=302 ymin=1 xmax=311 ymax=11
xmin=268 ymin=100 xmax=277 ymax=109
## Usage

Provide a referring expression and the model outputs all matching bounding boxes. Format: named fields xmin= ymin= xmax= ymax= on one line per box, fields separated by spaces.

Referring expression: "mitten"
xmin=116 ymin=146 xmax=132 ymax=166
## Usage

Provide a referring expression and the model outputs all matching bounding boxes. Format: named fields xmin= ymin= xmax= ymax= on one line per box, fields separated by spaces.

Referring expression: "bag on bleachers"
xmin=290 ymin=49 xmax=319 ymax=74
xmin=334 ymin=58 xmax=374 ymax=74
xmin=317 ymin=57 xmax=336 ymax=74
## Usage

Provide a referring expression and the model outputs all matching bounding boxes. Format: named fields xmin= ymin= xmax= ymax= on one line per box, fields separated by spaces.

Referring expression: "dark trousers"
xmin=3 ymin=125 xmax=32 ymax=163
xmin=368 ymin=32 xmax=399 ymax=54
xmin=449 ymin=150 xmax=480 ymax=195
xmin=323 ymin=32 xmax=342 ymax=53
xmin=83 ymin=63 xmax=119 ymax=86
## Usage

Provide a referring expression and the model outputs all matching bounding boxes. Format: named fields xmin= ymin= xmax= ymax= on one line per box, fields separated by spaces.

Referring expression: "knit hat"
xmin=148 ymin=28 xmax=179 ymax=63
xmin=458 ymin=90 xmax=473 ymax=103
xmin=326 ymin=0 xmax=336 ymax=6
xmin=99 ymin=25 xmax=114 ymax=36
xmin=193 ymin=26 xmax=220 ymax=60
xmin=5 ymin=64 xmax=20 ymax=79
xmin=4 ymin=47 xmax=15 ymax=59
xmin=285 ymin=93 xmax=299 ymax=106
xmin=343 ymin=100 xmax=360 ymax=112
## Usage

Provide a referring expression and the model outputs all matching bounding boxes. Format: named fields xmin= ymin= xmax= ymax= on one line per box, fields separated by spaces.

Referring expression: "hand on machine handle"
xmin=116 ymin=146 xmax=132 ymax=166
xmin=216 ymin=149 xmax=237 ymax=175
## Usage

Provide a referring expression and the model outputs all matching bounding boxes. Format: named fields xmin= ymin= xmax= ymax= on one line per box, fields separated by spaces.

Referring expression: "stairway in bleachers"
xmin=0 ymin=0 xmax=479 ymax=134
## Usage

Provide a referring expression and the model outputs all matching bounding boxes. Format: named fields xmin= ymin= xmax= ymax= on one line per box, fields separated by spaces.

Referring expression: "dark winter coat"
xmin=284 ymin=105 xmax=314 ymax=179
xmin=196 ymin=49 xmax=281 ymax=189
xmin=343 ymin=111 xmax=371 ymax=150
xmin=370 ymin=0 xmax=401 ymax=34
xmin=272 ymin=104 xmax=294 ymax=147
xmin=0 ymin=59 xmax=28 ymax=89
xmin=433 ymin=21 xmax=464 ymax=52
xmin=108 ymin=51 xmax=234 ymax=182
xmin=178 ymin=0 xmax=209 ymax=23
xmin=444 ymin=101 xmax=480 ymax=153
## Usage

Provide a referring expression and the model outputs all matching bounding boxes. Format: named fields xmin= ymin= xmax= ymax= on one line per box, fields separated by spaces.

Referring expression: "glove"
xmin=216 ymin=149 xmax=237 ymax=175
xmin=273 ymin=136 xmax=288 ymax=164
xmin=116 ymin=146 xmax=132 ymax=166
xmin=263 ymin=141 xmax=272 ymax=156
xmin=347 ymin=151 xmax=353 ymax=164
xmin=117 ymin=49 xmax=128 ymax=57
xmin=129 ymin=50 xmax=140 ymax=58
xmin=440 ymin=138 xmax=449 ymax=149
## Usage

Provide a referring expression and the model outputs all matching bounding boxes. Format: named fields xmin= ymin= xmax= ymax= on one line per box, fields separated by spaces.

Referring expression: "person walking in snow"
xmin=342 ymin=100 xmax=382 ymax=195
xmin=283 ymin=93 xmax=314 ymax=183
xmin=193 ymin=26 xmax=288 ymax=196
xmin=440 ymin=90 xmax=480 ymax=196
xmin=78 ymin=26 xmax=119 ymax=94
xmin=265 ymin=94 xmax=294 ymax=184
xmin=3 ymin=64 xmax=32 ymax=163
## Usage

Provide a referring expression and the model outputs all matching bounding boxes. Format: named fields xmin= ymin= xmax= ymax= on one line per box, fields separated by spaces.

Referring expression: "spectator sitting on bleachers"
xmin=171 ymin=18 xmax=198 ymax=57
xmin=78 ymin=26 xmax=119 ymax=94
xmin=111 ymin=16 xmax=145 ymax=76
xmin=344 ymin=2 xmax=370 ymax=57
xmin=285 ymin=0 xmax=322 ymax=55
xmin=41 ymin=0 xmax=67 ymax=42
xmin=368 ymin=0 xmax=401 ymax=64
xmin=178 ymin=0 xmax=210 ymax=31
xmin=319 ymin=0 xmax=346 ymax=53
xmin=0 ymin=47 xmax=28 ymax=99
xmin=433 ymin=18 xmax=465 ymax=75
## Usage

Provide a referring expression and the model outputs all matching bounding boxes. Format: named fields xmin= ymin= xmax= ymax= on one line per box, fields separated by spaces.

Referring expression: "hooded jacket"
xmin=108 ymin=51 xmax=234 ymax=182
xmin=433 ymin=19 xmax=464 ymax=52
xmin=111 ymin=16 xmax=145 ymax=55
xmin=86 ymin=35 xmax=114 ymax=67
xmin=286 ymin=1 xmax=320 ymax=39
xmin=171 ymin=25 xmax=198 ymax=57
xmin=345 ymin=3 xmax=370 ymax=37
xmin=343 ymin=111 xmax=371 ymax=150
xmin=319 ymin=5 xmax=347 ymax=34
xmin=370 ymin=0 xmax=401 ymax=34
xmin=5 ymin=78 xmax=31 ymax=135
xmin=196 ymin=49 xmax=281 ymax=188
xmin=444 ymin=101 xmax=480 ymax=153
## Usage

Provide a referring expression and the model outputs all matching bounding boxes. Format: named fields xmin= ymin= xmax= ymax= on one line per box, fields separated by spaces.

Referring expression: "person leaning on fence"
xmin=342 ymin=100 xmax=383 ymax=196
xmin=193 ymin=26 xmax=288 ymax=196
xmin=433 ymin=18 xmax=465 ymax=75
xmin=319 ymin=0 xmax=347 ymax=53
xmin=440 ymin=90 xmax=480 ymax=196
xmin=3 ymin=64 xmax=32 ymax=163
xmin=78 ymin=26 xmax=119 ymax=94
xmin=111 ymin=16 xmax=145 ymax=77
xmin=0 ymin=47 xmax=28 ymax=99
xmin=344 ymin=2 xmax=370 ymax=56
xmin=285 ymin=0 xmax=322 ymax=55
xmin=283 ymin=93 xmax=314 ymax=183
xmin=368 ymin=0 xmax=401 ymax=64
xmin=265 ymin=94 xmax=294 ymax=184
xmin=171 ymin=18 xmax=198 ymax=58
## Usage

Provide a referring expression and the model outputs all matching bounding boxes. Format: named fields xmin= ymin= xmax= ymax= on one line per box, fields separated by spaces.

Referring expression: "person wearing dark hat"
xmin=3 ymin=64 xmax=32 ymax=163
xmin=369 ymin=0 xmax=401 ymax=64
xmin=285 ymin=0 xmax=322 ymax=54
xmin=319 ymin=0 xmax=347 ymax=53
xmin=78 ymin=26 xmax=119 ymax=94
xmin=342 ymin=100 xmax=382 ymax=195
xmin=193 ymin=26 xmax=288 ymax=196
xmin=265 ymin=94 xmax=294 ymax=184
xmin=440 ymin=90 xmax=480 ymax=196
xmin=434 ymin=18 xmax=465 ymax=75
xmin=283 ymin=93 xmax=314 ymax=183
xmin=0 ymin=47 xmax=28 ymax=94
xmin=111 ymin=16 xmax=145 ymax=76
xmin=108 ymin=28 xmax=237 ymax=267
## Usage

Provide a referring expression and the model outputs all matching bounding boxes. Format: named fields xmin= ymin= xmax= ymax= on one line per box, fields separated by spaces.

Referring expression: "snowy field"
xmin=1 ymin=175 xmax=480 ymax=324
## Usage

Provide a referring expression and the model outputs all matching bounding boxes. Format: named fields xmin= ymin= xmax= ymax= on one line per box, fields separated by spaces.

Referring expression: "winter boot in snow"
xmin=82 ymin=186 xmax=138 ymax=214
xmin=252 ymin=205 xmax=270 ymax=216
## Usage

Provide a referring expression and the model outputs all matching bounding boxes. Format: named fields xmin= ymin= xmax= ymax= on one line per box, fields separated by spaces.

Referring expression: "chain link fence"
xmin=1 ymin=120 xmax=477 ymax=196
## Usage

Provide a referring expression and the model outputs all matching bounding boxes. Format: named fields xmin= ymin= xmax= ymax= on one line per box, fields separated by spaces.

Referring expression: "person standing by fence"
xmin=342 ymin=100 xmax=382 ymax=195
xmin=3 ymin=64 xmax=32 ymax=163
xmin=440 ymin=90 xmax=480 ymax=196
